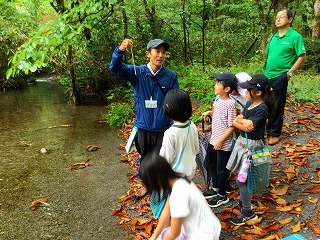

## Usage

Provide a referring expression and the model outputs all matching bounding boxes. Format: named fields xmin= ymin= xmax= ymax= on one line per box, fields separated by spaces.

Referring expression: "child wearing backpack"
xmin=149 ymin=89 xmax=199 ymax=220
xmin=160 ymin=89 xmax=199 ymax=179
xmin=227 ymin=74 xmax=275 ymax=225
xmin=202 ymin=72 xmax=238 ymax=207
xmin=140 ymin=152 xmax=221 ymax=240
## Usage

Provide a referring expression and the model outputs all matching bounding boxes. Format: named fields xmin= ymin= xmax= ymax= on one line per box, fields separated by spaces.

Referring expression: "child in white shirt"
xmin=140 ymin=152 xmax=221 ymax=240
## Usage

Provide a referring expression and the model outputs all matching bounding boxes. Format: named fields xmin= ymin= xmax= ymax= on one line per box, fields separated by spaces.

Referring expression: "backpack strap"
xmin=172 ymin=120 xmax=191 ymax=171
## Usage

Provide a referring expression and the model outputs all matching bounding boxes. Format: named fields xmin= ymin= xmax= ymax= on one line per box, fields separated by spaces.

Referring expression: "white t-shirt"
xmin=160 ymin=121 xmax=199 ymax=178
xmin=169 ymin=179 xmax=221 ymax=240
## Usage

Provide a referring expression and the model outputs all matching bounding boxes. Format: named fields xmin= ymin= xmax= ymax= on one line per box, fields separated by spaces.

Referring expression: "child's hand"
xmin=149 ymin=235 xmax=157 ymax=240
xmin=213 ymin=139 xmax=223 ymax=150
xmin=237 ymin=114 xmax=244 ymax=120
xmin=201 ymin=111 xmax=212 ymax=118
xmin=242 ymin=119 xmax=254 ymax=131
xmin=235 ymin=114 xmax=244 ymax=122
xmin=202 ymin=111 xmax=212 ymax=124
xmin=119 ymin=39 xmax=133 ymax=51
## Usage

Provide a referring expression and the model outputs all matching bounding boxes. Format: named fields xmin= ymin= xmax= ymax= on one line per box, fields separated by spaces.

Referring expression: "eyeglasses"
xmin=275 ymin=15 xmax=287 ymax=20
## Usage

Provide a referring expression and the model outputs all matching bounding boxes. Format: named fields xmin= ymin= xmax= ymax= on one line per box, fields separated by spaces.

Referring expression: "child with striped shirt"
xmin=202 ymin=72 xmax=238 ymax=207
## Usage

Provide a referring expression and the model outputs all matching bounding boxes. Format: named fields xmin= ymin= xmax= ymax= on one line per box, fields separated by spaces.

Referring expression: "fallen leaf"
xmin=244 ymin=225 xmax=263 ymax=236
xmin=246 ymin=217 xmax=262 ymax=225
xmin=69 ymin=159 xmax=91 ymax=170
xmin=263 ymin=221 xmax=282 ymax=233
xmin=29 ymin=197 xmax=49 ymax=210
xmin=275 ymin=197 xmax=287 ymax=206
xmin=306 ymin=221 xmax=320 ymax=234
xmin=260 ymin=235 xmax=278 ymax=240
xmin=86 ymin=144 xmax=100 ymax=152
xmin=275 ymin=205 xmax=293 ymax=212
xmin=271 ymin=185 xmax=289 ymax=196
xmin=291 ymin=221 xmax=302 ymax=233
xmin=307 ymin=197 xmax=319 ymax=204
xmin=303 ymin=185 xmax=320 ymax=194
xmin=279 ymin=218 xmax=293 ymax=225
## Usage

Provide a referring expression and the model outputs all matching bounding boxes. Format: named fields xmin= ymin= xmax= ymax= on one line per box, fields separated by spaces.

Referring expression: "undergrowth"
xmin=103 ymin=62 xmax=319 ymax=127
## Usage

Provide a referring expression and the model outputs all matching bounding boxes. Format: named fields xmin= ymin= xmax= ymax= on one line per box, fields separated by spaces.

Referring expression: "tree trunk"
xmin=67 ymin=45 xmax=79 ymax=105
xmin=181 ymin=0 xmax=190 ymax=62
xmin=213 ymin=0 xmax=221 ymax=18
xmin=121 ymin=0 xmax=128 ymax=39
xmin=312 ymin=0 xmax=320 ymax=39
xmin=141 ymin=0 xmax=158 ymax=38
xmin=201 ymin=0 xmax=206 ymax=70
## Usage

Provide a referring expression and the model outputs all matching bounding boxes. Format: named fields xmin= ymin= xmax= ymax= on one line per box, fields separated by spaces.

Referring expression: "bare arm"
xmin=149 ymin=199 xmax=171 ymax=240
xmin=163 ymin=218 xmax=183 ymax=240
xmin=287 ymin=54 xmax=306 ymax=80
xmin=233 ymin=116 xmax=254 ymax=132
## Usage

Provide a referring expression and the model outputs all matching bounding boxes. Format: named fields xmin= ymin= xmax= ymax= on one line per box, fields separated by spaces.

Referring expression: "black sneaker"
xmin=230 ymin=212 xmax=258 ymax=226
xmin=203 ymin=188 xmax=218 ymax=199
xmin=208 ymin=194 xmax=229 ymax=208
xmin=233 ymin=200 xmax=243 ymax=209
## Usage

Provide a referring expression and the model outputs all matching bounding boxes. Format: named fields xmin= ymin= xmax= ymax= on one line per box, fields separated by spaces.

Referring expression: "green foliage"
xmin=102 ymin=83 xmax=135 ymax=127
xmin=5 ymin=0 xmax=117 ymax=80
xmin=102 ymin=102 xmax=134 ymax=127
xmin=288 ymin=70 xmax=320 ymax=102
xmin=0 ymin=0 xmax=43 ymax=86
xmin=302 ymin=37 xmax=320 ymax=72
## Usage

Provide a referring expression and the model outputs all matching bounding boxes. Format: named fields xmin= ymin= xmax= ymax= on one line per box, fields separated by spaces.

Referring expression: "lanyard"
xmin=146 ymin=77 xmax=166 ymax=98
xmin=146 ymin=77 xmax=157 ymax=98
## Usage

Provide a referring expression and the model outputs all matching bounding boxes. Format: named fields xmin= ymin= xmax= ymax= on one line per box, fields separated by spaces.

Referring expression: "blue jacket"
xmin=109 ymin=47 xmax=179 ymax=132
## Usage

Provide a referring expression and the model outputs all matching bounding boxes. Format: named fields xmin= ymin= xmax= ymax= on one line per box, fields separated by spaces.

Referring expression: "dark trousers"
xmin=207 ymin=144 xmax=231 ymax=196
xmin=267 ymin=73 xmax=288 ymax=137
xmin=134 ymin=129 xmax=164 ymax=159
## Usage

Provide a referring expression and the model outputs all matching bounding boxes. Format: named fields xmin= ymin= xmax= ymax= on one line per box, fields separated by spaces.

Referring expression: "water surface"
xmin=0 ymin=77 xmax=129 ymax=239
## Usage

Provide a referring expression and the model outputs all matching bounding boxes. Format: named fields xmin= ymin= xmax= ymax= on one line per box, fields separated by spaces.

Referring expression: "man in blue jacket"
xmin=109 ymin=38 xmax=179 ymax=158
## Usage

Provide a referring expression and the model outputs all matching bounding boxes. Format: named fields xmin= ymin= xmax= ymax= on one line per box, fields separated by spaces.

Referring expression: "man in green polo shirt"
xmin=264 ymin=8 xmax=306 ymax=145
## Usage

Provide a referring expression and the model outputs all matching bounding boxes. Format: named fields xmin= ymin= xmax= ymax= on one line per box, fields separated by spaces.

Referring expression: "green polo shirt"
xmin=264 ymin=28 xmax=306 ymax=79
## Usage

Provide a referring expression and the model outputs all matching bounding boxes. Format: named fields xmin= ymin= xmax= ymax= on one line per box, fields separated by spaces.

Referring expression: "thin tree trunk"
xmin=213 ymin=0 xmax=221 ymax=18
xmin=141 ymin=0 xmax=158 ymax=38
xmin=201 ymin=0 xmax=206 ymax=70
xmin=312 ymin=0 xmax=320 ymax=39
xmin=181 ymin=0 xmax=189 ymax=62
xmin=67 ymin=45 xmax=78 ymax=105
xmin=121 ymin=0 xmax=128 ymax=38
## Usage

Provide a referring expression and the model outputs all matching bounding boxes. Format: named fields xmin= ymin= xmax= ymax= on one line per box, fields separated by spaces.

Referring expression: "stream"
xmin=0 ymin=76 xmax=129 ymax=240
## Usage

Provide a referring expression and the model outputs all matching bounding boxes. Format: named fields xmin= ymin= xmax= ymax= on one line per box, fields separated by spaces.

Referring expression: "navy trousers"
xmin=266 ymin=73 xmax=288 ymax=137
xmin=207 ymin=144 xmax=231 ymax=196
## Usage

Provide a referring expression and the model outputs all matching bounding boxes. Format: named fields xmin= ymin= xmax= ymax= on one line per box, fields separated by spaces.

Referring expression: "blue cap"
xmin=146 ymin=39 xmax=169 ymax=51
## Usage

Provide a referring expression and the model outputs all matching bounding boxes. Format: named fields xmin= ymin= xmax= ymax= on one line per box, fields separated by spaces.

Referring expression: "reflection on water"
xmin=0 ymin=77 xmax=128 ymax=240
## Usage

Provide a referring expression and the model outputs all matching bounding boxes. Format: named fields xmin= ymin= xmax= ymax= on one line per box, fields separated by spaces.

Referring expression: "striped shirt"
xmin=210 ymin=97 xmax=237 ymax=151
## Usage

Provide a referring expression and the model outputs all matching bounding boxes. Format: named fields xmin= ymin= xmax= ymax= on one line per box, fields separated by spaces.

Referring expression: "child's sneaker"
xmin=230 ymin=211 xmax=258 ymax=226
xmin=207 ymin=194 xmax=229 ymax=207
xmin=203 ymin=188 xmax=218 ymax=199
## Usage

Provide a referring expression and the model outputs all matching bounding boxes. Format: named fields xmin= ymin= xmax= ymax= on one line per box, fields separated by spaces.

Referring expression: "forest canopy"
xmin=1 ymin=0 xmax=319 ymax=110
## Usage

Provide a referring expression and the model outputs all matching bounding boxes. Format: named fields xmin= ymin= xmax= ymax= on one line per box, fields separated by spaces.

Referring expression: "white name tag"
xmin=145 ymin=100 xmax=157 ymax=108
